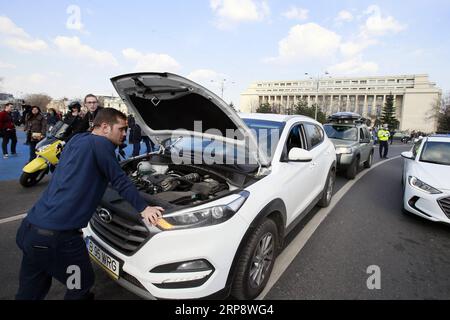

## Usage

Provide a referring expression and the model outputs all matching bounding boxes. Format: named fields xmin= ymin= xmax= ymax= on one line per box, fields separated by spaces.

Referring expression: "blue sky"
xmin=0 ymin=0 xmax=449 ymax=106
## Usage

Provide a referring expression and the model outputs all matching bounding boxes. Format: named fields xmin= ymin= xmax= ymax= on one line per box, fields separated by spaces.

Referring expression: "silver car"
xmin=324 ymin=114 xmax=374 ymax=179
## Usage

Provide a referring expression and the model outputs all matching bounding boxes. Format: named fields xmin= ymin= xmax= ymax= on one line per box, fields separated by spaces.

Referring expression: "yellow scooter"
xmin=20 ymin=121 xmax=68 ymax=187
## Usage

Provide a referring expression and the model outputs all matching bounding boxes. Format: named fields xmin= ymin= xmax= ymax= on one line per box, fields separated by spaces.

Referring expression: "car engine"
xmin=128 ymin=160 xmax=229 ymax=206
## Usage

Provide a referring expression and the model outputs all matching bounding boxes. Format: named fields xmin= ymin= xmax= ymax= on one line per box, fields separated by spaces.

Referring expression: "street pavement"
xmin=2 ymin=142 xmax=445 ymax=300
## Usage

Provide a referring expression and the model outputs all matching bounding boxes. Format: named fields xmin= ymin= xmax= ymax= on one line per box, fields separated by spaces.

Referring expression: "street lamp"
xmin=305 ymin=71 xmax=330 ymax=120
xmin=210 ymin=78 xmax=235 ymax=100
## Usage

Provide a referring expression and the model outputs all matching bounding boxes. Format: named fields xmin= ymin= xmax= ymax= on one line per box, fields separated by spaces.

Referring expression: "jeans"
xmin=132 ymin=141 xmax=141 ymax=157
xmin=15 ymin=219 xmax=95 ymax=300
xmin=2 ymin=130 xmax=17 ymax=155
xmin=379 ymin=141 xmax=389 ymax=158
xmin=29 ymin=140 xmax=38 ymax=162
xmin=141 ymin=136 xmax=154 ymax=153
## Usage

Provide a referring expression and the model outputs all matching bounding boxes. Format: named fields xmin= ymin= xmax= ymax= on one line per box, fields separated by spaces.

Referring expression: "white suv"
xmin=83 ymin=73 xmax=336 ymax=299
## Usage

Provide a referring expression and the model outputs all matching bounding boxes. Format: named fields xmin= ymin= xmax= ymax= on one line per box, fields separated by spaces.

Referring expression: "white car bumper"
xmin=83 ymin=213 xmax=249 ymax=300
xmin=403 ymin=184 xmax=450 ymax=223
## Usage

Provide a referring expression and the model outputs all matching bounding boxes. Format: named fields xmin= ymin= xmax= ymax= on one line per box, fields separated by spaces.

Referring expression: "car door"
xmin=303 ymin=122 xmax=331 ymax=196
xmin=359 ymin=127 xmax=370 ymax=163
xmin=276 ymin=123 xmax=318 ymax=225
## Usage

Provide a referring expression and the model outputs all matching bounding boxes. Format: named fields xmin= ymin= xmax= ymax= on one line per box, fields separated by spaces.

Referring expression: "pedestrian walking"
xmin=24 ymin=106 xmax=47 ymax=162
xmin=15 ymin=108 xmax=163 ymax=300
xmin=0 ymin=102 xmax=18 ymax=159
xmin=378 ymin=124 xmax=390 ymax=159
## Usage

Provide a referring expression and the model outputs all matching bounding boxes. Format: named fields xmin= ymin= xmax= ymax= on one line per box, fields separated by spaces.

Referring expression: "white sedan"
xmin=401 ymin=135 xmax=450 ymax=223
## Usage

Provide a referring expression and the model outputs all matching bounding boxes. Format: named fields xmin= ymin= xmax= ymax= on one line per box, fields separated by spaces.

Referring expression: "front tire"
xmin=20 ymin=169 xmax=47 ymax=187
xmin=345 ymin=156 xmax=359 ymax=179
xmin=231 ymin=219 xmax=278 ymax=300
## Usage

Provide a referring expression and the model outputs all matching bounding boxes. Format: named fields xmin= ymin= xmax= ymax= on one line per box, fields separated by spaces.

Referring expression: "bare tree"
xmin=427 ymin=92 xmax=450 ymax=132
xmin=24 ymin=93 xmax=52 ymax=111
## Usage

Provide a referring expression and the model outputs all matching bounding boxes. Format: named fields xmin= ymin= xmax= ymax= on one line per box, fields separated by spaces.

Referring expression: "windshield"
xmin=419 ymin=141 xmax=450 ymax=166
xmin=242 ymin=118 xmax=285 ymax=160
xmin=324 ymin=125 xmax=357 ymax=141
xmin=162 ymin=119 xmax=285 ymax=165
xmin=49 ymin=121 xmax=69 ymax=139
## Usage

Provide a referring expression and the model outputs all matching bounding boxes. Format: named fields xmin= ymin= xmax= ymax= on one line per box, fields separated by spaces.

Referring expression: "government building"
xmin=240 ymin=74 xmax=441 ymax=132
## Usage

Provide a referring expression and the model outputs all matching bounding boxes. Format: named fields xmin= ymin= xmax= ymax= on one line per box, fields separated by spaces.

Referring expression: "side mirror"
xmin=401 ymin=151 xmax=414 ymax=160
xmin=288 ymin=148 xmax=313 ymax=162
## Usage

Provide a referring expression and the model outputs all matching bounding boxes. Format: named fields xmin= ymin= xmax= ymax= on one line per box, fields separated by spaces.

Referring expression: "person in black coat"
xmin=128 ymin=114 xmax=142 ymax=157
xmin=63 ymin=101 xmax=84 ymax=141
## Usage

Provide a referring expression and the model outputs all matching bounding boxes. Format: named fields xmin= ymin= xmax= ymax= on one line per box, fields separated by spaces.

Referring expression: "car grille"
xmin=89 ymin=210 xmax=150 ymax=256
xmin=438 ymin=197 xmax=450 ymax=218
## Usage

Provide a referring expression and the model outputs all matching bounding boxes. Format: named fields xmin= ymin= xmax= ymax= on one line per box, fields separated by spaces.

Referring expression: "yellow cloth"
xmin=378 ymin=129 xmax=390 ymax=141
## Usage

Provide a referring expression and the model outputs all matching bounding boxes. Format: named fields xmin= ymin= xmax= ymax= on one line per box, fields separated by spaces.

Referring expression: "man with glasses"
xmin=79 ymin=94 xmax=102 ymax=132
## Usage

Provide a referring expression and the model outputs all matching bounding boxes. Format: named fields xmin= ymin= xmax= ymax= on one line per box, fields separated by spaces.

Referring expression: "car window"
xmin=363 ymin=127 xmax=371 ymax=140
xmin=412 ymin=139 xmax=423 ymax=157
xmin=304 ymin=123 xmax=324 ymax=149
xmin=286 ymin=124 xmax=305 ymax=152
xmin=419 ymin=141 xmax=450 ymax=166
xmin=359 ymin=128 xmax=364 ymax=141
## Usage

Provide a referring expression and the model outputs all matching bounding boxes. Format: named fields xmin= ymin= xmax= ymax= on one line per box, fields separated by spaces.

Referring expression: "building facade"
xmin=240 ymin=74 xmax=441 ymax=132
xmin=97 ymin=95 xmax=129 ymax=114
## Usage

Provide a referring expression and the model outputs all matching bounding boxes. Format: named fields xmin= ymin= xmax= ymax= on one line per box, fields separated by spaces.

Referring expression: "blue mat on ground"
xmin=0 ymin=129 xmax=149 ymax=181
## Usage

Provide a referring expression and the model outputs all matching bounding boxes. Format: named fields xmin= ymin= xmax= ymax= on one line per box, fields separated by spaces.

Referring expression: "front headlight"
xmin=408 ymin=176 xmax=442 ymax=194
xmin=156 ymin=191 xmax=249 ymax=231
xmin=335 ymin=147 xmax=352 ymax=154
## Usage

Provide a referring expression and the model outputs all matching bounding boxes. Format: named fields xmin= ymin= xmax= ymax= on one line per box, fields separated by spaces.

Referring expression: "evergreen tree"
xmin=293 ymin=102 xmax=327 ymax=123
xmin=256 ymin=103 xmax=272 ymax=113
xmin=380 ymin=94 xmax=398 ymax=130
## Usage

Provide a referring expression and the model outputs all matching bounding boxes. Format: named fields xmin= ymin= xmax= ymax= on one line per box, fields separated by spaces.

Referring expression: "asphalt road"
xmin=3 ymin=143 xmax=445 ymax=300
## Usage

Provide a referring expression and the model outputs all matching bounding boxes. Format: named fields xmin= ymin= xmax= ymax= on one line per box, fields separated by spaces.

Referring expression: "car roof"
xmin=239 ymin=112 xmax=314 ymax=123
xmin=426 ymin=135 xmax=450 ymax=143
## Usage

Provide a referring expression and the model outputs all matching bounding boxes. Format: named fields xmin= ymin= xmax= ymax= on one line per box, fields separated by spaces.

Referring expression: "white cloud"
xmin=0 ymin=16 xmax=48 ymax=53
xmin=361 ymin=5 xmax=406 ymax=37
xmin=328 ymin=56 xmax=378 ymax=75
xmin=282 ymin=7 xmax=309 ymax=20
xmin=0 ymin=16 xmax=28 ymax=38
xmin=340 ymin=38 xmax=377 ymax=57
xmin=265 ymin=23 xmax=341 ymax=64
xmin=4 ymin=37 xmax=48 ymax=52
xmin=210 ymin=0 xmax=270 ymax=29
xmin=54 ymin=36 xmax=118 ymax=67
xmin=335 ymin=10 xmax=354 ymax=23
xmin=0 ymin=61 xmax=16 ymax=69
xmin=122 ymin=48 xmax=180 ymax=72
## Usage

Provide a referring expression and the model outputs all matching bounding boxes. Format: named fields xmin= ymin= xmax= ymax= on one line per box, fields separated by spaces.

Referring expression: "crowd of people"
xmin=0 ymin=95 xmax=156 ymax=163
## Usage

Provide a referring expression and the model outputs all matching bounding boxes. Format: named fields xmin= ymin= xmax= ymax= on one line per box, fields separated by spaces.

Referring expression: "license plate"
xmin=86 ymin=238 xmax=121 ymax=280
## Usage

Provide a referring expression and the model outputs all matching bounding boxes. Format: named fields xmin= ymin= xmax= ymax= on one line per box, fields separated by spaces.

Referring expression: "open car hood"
xmin=111 ymin=72 xmax=269 ymax=167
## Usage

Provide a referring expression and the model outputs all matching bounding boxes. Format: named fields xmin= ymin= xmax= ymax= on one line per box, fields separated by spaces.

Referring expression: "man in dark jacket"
xmin=24 ymin=106 xmax=47 ymax=162
xmin=0 ymin=103 xmax=18 ymax=158
xmin=127 ymin=114 xmax=142 ymax=157
xmin=63 ymin=101 xmax=83 ymax=141
xmin=72 ymin=94 xmax=102 ymax=134
xmin=15 ymin=108 xmax=163 ymax=300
